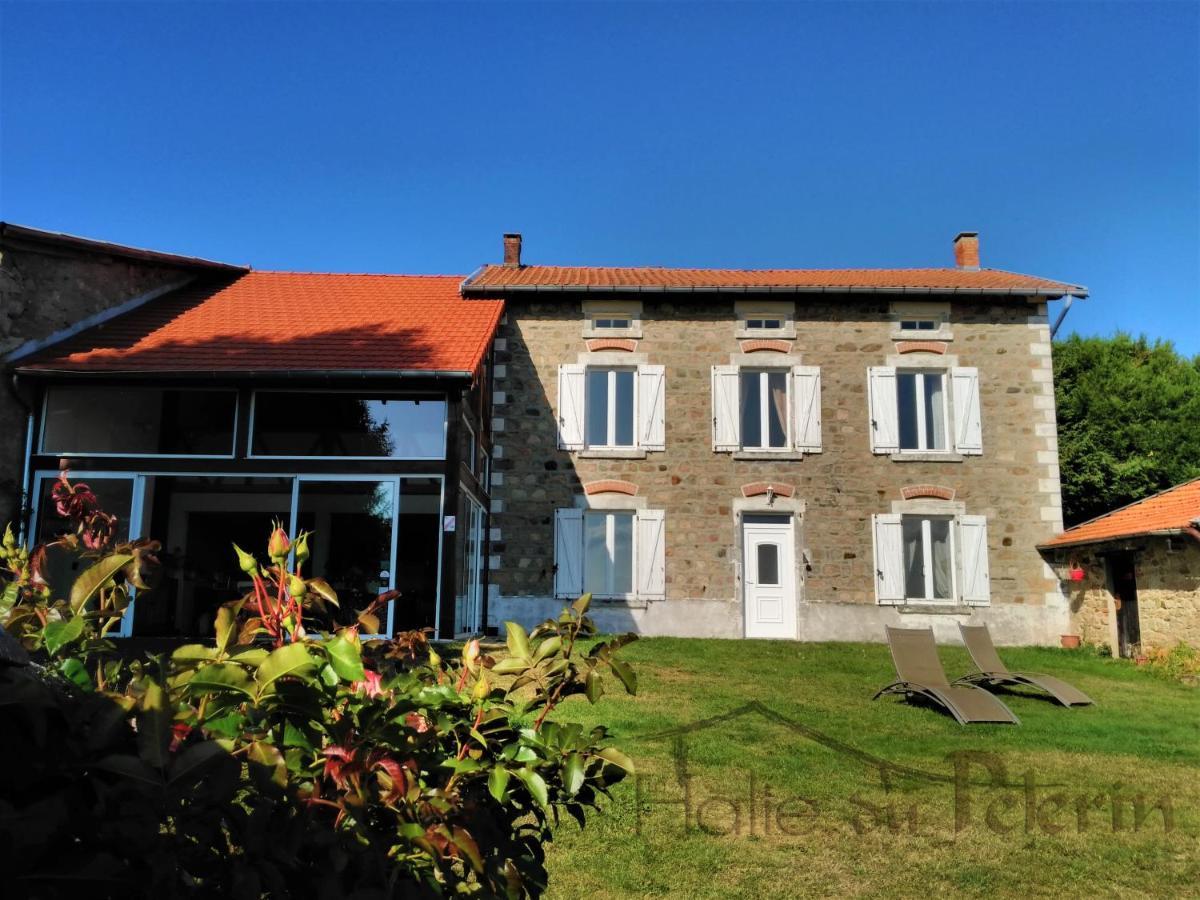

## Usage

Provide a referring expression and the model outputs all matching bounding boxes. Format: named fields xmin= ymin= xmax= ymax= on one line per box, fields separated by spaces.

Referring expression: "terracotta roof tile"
xmin=1040 ymin=478 xmax=1200 ymax=548
xmin=463 ymin=264 xmax=1087 ymax=297
xmin=18 ymin=272 xmax=503 ymax=376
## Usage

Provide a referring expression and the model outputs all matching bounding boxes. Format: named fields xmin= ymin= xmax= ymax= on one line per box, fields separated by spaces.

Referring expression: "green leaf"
xmin=491 ymin=656 xmax=529 ymax=676
xmin=171 ymin=643 xmax=215 ymax=663
xmin=533 ymin=635 xmax=562 ymax=663
xmin=608 ymin=658 xmax=637 ymax=695
xmin=187 ymin=663 xmax=254 ymax=698
xmin=42 ymin=615 xmax=85 ymax=656
xmin=571 ymin=593 xmax=592 ymax=617
xmin=325 ymin=631 xmax=365 ymax=682
xmin=563 ymin=753 xmax=585 ymax=796
xmin=597 ymin=747 xmax=635 ymax=774
xmin=505 ymin=622 xmax=530 ymax=659
xmin=282 ymin=721 xmax=317 ymax=752
xmin=513 ymin=767 xmax=549 ymax=809
xmin=58 ymin=657 xmax=93 ymax=691
xmin=229 ymin=647 xmax=268 ymax=666
xmin=201 ymin=711 xmax=246 ymax=739
xmin=0 ymin=581 xmax=19 ymax=616
xmin=254 ymin=643 xmax=318 ymax=693
xmin=167 ymin=740 xmax=227 ymax=786
xmin=214 ymin=604 xmax=237 ymax=654
xmin=94 ymin=753 xmax=163 ymax=786
xmin=398 ymin=822 xmax=426 ymax=840
xmin=584 ymin=668 xmax=603 ymax=704
xmin=306 ymin=577 xmax=339 ymax=608
xmin=137 ymin=680 xmax=171 ymax=769
xmin=247 ymin=741 xmax=287 ymax=788
xmin=488 ymin=766 xmax=511 ymax=802
xmin=319 ymin=664 xmax=339 ymax=687
xmin=69 ymin=553 xmax=133 ymax=614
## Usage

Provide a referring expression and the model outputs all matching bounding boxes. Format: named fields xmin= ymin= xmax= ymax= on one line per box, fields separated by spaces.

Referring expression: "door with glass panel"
xmin=742 ymin=514 xmax=796 ymax=639
xmin=455 ymin=493 xmax=485 ymax=635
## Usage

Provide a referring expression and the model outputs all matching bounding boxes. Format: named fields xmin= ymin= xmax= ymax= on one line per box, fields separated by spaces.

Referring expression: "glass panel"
xmin=766 ymin=371 xmax=788 ymax=448
xmin=252 ymin=393 xmax=445 ymax=458
xmin=41 ymin=387 xmax=235 ymax=455
xmin=756 ymin=542 xmax=780 ymax=585
xmin=923 ymin=374 xmax=946 ymax=450
xmin=586 ymin=370 xmax=610 ymax=446
xmin=902 ymin=517 xmax=926 ymax=600
xmin=611 ymin=513 xmax=634 ymax=594
xmin=296 ymin=481 xmax=395 ymax=629
xmin=394 ymin=478 xmax=442 ymax=632
xmin=595 ymin=318 xmax=631 ymax=329
xmin=747 ymin=319 xmax=782 ymax=330
xmin=136 ymin=476 xmax=291 ymax=638
xmin=929 ymin=519 xmax=953 ymax=600
xmin=740 ymin=371 xmax=762 ymax=448
xmin=454 ymin=490 xmax=485 ymax=634
xmin=897 ymin=373 xmax=919 ymax=450
xmin=614 ymin=370 xmax=635 ymax=447
xmin=36 ymin=476 xmax=133 ymax=545
xmin=584 ymin=513 xmax=608 ymax=594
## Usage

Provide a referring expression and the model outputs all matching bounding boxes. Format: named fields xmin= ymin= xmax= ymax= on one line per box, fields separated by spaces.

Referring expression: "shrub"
xmin=0 ymin=476 xmax=637 ymax=898
xmin=1142 ymin=642 xmax=1200 ymax=684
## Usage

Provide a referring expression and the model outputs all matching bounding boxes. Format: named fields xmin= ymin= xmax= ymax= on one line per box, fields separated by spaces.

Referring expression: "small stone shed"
xmin=1039 ymin=478 xmax=1200 ymax=657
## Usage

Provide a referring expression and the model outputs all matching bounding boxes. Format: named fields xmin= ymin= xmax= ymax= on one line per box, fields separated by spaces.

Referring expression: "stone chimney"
xmin=953 ymin=232 xmax=980 ymax=270
xmin=503 ymin=233 xmax=522 ymax=267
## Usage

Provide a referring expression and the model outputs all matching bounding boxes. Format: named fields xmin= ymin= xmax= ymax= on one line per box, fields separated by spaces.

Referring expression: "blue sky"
xmin=2 ymin=1 xmax=1196 ymax=354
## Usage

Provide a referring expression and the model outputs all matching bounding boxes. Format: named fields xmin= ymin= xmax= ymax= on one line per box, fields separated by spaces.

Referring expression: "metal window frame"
xmin=37 ymin=386 xmax=240 ymax=459
xmin=28 ymin=468 xmax=445 ymax=639
xmin=246 ymin=389 xmax=448 ymax=461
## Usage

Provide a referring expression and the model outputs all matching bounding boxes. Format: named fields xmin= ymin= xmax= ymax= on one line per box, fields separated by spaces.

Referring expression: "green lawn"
xmin=542 ymin=639 xmax=1200 ymax=899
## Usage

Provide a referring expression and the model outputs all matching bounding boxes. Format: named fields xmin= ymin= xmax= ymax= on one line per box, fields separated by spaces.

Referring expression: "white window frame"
xmin=586 ymin=367 xmax=638 ymax=450
xmin=903 ymin=514 xmax=958 ymax=603
xmin=896 ymin=369 xmax=950 ymax=453
xmin=583 ymin=509 xmax=637 ymax=601
xmin=582 ymin=300 xmax=643 ymax=339
xmin=734 ymin=300 xmax=796 ymax=339
xmin=889 ymin=300 xmax=953 ymax=341
xmin=740 ymin=368 xmax=791 ymax=451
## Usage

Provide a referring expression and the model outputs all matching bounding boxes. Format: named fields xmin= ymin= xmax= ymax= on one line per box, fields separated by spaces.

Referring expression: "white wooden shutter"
xmin=791 ymin=365 xmax=822 ymax=453
xmin=557 ymin=364 xmax=586 ymax=450
xmin=958 ymin=515 xmax=991 ymax=605
xmin=867 ymin=367 xmax=899 ymax=454
xmin=553 ymin=508 xmax=584 ymax=598
xmin=712 ymin=365 xmax=740 ymax=451
xmin=951 ymin=367 xmax=983 ymax=455
xmin=635 ymin=509 xmax=666 ymax=601
xmin=637 ymin=364 xmax=666 ymax=451
xmin=872 ymin=514 xmax=904 ymax=604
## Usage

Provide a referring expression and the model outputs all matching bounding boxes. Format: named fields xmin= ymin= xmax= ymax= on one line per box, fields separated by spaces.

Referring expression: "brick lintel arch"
xmin=741 ymin=482 xmax=796 ymax=499
xmin=739 ymin=339 xmax=794 ymax=354
xmin=895 ymin=340 xmax=948 ymax=355
xmin=583 ymin=479 xmax=639 ymax=496
xmin=585 ymin=338 xmax=638 ymax=353
xmin=901 ymin=484 xmax=956 ymax=501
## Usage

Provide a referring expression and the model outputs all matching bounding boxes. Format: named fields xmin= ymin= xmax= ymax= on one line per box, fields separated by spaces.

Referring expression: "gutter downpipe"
xmin=1050 ymin=296 xmax=1075 ymax=339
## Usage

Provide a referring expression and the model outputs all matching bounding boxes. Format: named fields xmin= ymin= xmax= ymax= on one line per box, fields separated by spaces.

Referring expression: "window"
xmin=554 ymin=507 xmax=665 ymax=600
xmin=889 ymin=301 xmax=952 ymax=340
xmin=867 ymin=366 xmax=982 ymax=456
xmin=740 ymin=370 xmax=789 ymax=449
xmin=586 ymin=368 xmax=636 ymax=448
xmin=896 ymin=371 xmax=947 ymax=451
xmin=745 ymin=318 xmax=784 ymax=331
xmin=712 ymin=365 xmax=821 ymax=453
xmin=557 ymin=363 xmax=665 ymax=452
xmin=899 ymin=319 xmax=937 ymax=332
xmin=902 ymin=517 xmax=954 ymax=601
xmin=593 ymin=318 xmax=632 ymax=330
xmin=251 ymin=393 xmax=446 ymax=458
xmin=872 ymin=512 xmax=990 ymax=605
xmin=40 ymin=387 xmax=236 ymax=456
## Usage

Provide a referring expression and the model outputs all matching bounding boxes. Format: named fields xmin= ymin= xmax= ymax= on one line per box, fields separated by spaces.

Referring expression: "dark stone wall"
xmin=0 ymin=237 xmax=194 ymax=524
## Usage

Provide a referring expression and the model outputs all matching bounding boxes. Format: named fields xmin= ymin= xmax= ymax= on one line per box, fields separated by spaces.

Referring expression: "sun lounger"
xmin=955 ymin=624 xmax=1093 ymax=707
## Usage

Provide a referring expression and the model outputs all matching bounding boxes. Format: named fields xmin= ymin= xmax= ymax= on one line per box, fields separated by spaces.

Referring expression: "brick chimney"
xmin=953 ymin=232 xmax=980 ymax=270
xmin=503 ymin=233 xmax=522 ymax=267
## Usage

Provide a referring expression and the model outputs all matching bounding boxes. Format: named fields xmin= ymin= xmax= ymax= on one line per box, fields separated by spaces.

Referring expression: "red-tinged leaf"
xmin=451 ymin=826 xmax=484 ymax=873
xmin=69 ymin=553 xmax=133 ymax=614
xmin=306 ymin=577 xmax=339 ymax=608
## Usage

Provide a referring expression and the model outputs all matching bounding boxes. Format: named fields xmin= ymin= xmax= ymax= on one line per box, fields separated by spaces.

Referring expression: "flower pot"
xmin=1060 ymin=634 xmax=1081 ymax=649
xmin=1135 ymin=655 xmax=1150 ymax=666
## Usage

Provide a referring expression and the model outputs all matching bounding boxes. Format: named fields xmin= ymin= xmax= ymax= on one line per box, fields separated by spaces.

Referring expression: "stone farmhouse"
xmin=1 ymin=223 xmax=1090 ymax=645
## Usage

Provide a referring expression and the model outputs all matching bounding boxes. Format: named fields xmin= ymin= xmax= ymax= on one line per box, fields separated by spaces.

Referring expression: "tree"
xmin=1054 ymin=333 xmax=1200 ymax=526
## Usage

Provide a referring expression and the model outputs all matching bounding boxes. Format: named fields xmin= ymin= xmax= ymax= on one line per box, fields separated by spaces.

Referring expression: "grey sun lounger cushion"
xmin=873 ymin=626 xmax=1019 ymax=725
xmin=956 ymin=624 xmax=1094 ymax=707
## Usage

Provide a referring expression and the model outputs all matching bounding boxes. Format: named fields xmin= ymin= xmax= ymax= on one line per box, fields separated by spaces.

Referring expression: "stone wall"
xmin=0 ymin=238 xmax=195 ymax=522
xmin=1063 ymin=539 xmax=1200 ymax=652
xmin=488 ymin=294 xmax=1068 ymax=645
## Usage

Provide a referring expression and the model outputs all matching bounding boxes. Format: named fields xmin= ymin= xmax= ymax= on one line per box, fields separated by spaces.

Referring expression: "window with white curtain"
xmin=739 ymin=369 xmax=790 ymax=449
xmin=902 ymin=516 xmax=955 ymax=601
xmin=557 ymin=363 xmax=665 ymax=452
xmin=711 ymin=364 xmax=822 ymax=454
xmin=584 ymin=511 xmax=635 ymax=597
xmin=586 ymin=368 xmax=636 ymax=448
xmin=554 ymin=507 xmax=666 ymax=601
xmin=896 ymin=371 xmax=948 ymax=451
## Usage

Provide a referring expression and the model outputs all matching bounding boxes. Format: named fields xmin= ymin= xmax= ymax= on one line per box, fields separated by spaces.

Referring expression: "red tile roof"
xmin=463 ymin=264 xmax=1087 ymax=297
xmin=1040 ymin=478 xmax=1200 ymax=549
xmin=18 ymin=272 xmax=503 ymax=377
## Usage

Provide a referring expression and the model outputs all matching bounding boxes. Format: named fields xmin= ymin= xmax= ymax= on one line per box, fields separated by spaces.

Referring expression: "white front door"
xmin=743 ymin=515 xmax=796 ymax=639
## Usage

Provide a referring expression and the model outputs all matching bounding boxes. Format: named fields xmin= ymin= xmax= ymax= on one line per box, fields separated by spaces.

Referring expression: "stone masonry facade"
xmin=1065 ymin=540 xmax=1200 ymax=653
xmin=487 ymin=294 xmax=1069 ymax=645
